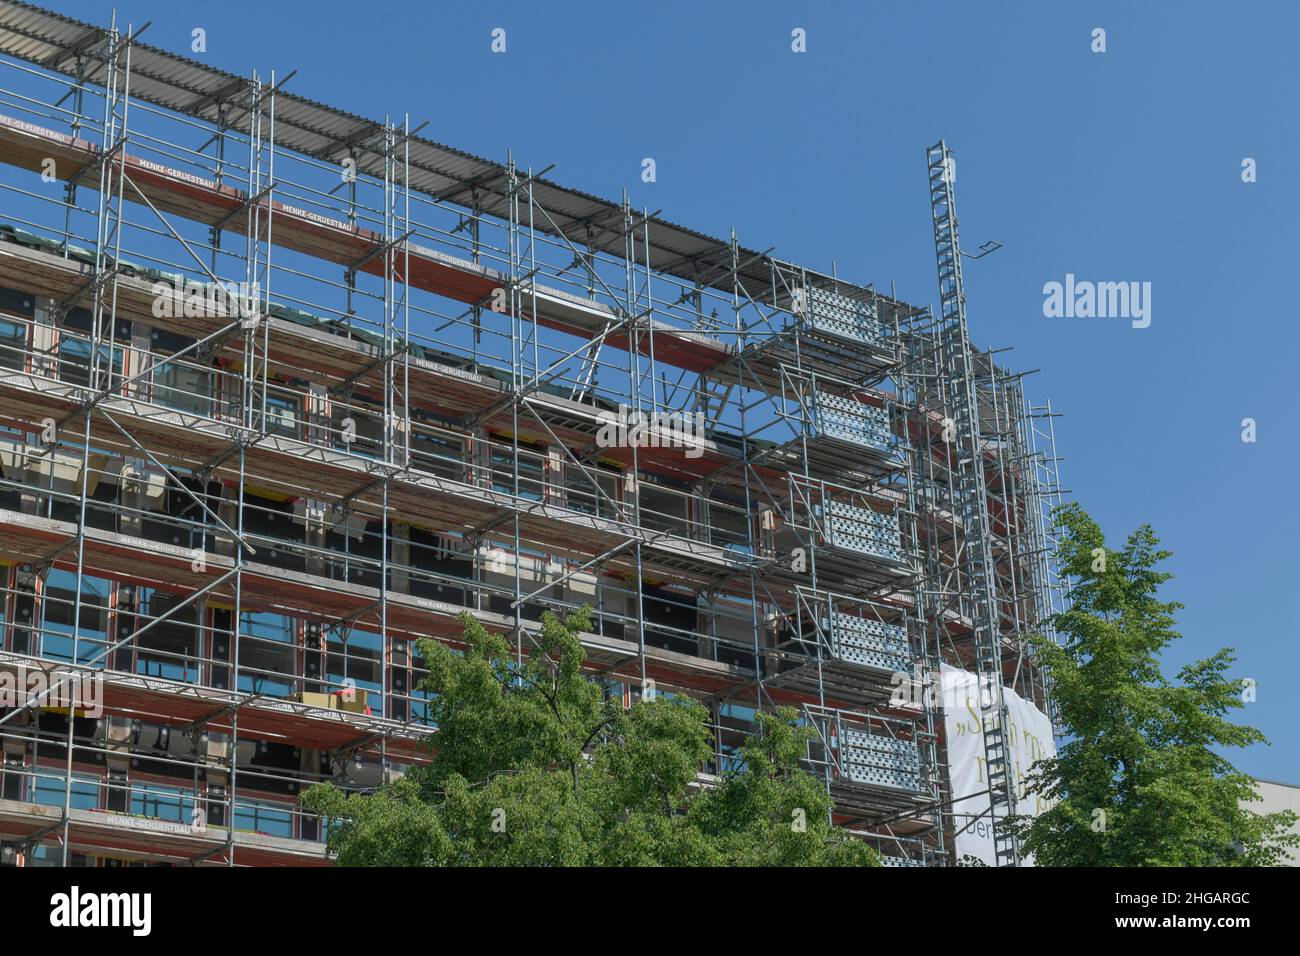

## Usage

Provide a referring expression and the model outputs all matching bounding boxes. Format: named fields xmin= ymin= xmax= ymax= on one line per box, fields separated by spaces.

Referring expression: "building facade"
xmin=0 ymin=1 xmax=1065 ymax=866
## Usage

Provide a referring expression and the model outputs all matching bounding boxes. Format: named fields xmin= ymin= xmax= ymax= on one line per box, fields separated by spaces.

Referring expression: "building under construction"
xmin=0 ymin=1 xmax=1067 ymax=867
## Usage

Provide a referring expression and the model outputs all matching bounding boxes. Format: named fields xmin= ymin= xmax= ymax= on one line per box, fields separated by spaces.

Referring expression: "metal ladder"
xmin=926 ymin=140 xmax=1019 ymax=866
xmin=694 ymin=374 xmax=734 ymax=422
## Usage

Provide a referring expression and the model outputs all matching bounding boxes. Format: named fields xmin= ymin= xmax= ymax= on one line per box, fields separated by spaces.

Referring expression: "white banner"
xmin=940 ymin=664 xmax=1056 ymax=866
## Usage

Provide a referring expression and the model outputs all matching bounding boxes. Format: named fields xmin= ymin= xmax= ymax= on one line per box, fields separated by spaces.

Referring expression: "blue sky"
xmin=42 ymin=0 xmax=1299 ymax=781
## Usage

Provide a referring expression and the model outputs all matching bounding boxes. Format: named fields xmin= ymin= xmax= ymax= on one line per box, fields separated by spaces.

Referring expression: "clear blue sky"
xmin=46 ymin=0 xmax=1299 ymax=781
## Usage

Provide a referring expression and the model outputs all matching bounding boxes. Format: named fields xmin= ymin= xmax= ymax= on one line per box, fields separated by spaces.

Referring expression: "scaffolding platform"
xmin=0 ymin=1 xmax=1068 ymax=867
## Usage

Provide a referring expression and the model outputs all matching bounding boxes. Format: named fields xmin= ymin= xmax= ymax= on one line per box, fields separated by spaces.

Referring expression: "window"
xmin=565 ymin=463 xmax=619 ymax=518
xmin=643 ymin=584 xmax=698 ymax=656
xmin=152 ymin=355 xmax=212 ymax=416
xmin=407 ymin=642 xmax=437 ymax=727
xmin=234 ymin=798 xmax=294 ymax=838
xmin=26 ymin=845 xmax=92 ymax=867
xmin=717 ymin=702 xmax=758 ymax=774
xmin=0 ymin=314 xmax=25 ymax=370
xmin=407 ymin=528 xmax=470 ymax=604
xmin=130 ymin=782 xmax=195 ymax=823
xmin=56 ymin=333 xmax=123 ymax=388
xmin=325 ymin=628 xmax=383 ymax=709
xmin=31 ymin=770 xmax=99 ymax=811
xmin=241 ymin=491 xmax=303 ymax=571
xmin=411 ymin=426 xmax=464 ymax=480
xmin=639 ymin=482 xmax=689 ymax=536
xmin=0 ymin=285 xmax=34 ymax=374
xmin=710 ymin=501 xmax=752 ymax=553
xmin=135 ymin=589 xmax=200 ymax=683
xmin=238 ymin=612 xmax=296 ymax=698
xmin=334 ymin=403 xmax=383 ymax=459
xmin=491 ymin=439 xmax=546 ymax=500
xmin=40 ymin=570 xmax=109 ymax=666
xmin=264 ymin=391 xmax=300 ymax=438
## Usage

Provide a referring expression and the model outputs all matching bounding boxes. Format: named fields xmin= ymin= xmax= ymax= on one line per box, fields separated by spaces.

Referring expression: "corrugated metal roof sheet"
xmin=0 ymin=0 xmax=902 ymax=308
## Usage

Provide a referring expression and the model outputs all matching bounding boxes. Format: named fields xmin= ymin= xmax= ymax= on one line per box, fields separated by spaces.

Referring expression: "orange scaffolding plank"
xmin=0 ymin=113 xmax=735 ymax=374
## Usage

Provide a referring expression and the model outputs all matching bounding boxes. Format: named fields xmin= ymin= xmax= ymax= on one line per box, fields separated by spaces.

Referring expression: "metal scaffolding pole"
xmin=0 ymin=3 xmax=1065 ymax=867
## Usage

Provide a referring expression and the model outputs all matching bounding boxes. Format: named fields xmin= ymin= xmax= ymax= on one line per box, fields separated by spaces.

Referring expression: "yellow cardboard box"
xmin=336 ymin=689 xmax=369 ymax=714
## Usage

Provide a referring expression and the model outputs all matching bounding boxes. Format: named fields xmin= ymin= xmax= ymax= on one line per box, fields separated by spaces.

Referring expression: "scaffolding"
xmin=0 ymin=1 xmax=1064 ymax=867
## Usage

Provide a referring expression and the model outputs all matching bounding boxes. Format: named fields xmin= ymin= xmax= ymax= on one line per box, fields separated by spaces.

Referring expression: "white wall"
xmin=1247 ymin=779 xmax=1300 ymax=866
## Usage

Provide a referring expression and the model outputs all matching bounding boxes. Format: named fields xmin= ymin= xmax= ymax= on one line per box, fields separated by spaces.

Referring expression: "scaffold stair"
xmin=927 ymin=140 xmax=1019 ymax=867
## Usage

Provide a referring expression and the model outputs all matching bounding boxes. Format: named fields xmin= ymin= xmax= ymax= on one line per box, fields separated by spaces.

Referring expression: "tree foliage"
xmin=1009 ymin=504 xmax=1297 ymax=866
xmin=303 ymin=607 xmax=877 ymax=866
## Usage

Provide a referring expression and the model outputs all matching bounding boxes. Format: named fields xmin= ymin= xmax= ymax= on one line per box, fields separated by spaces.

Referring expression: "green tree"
xmin=303 ymin=607 xmax=877 ymax=866
xmin=1009 ymin=504 xmax=1297 ymax=866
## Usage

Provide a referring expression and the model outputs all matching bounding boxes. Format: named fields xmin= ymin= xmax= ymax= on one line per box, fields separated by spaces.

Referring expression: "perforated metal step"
xmin=808 ymin=390 xmax=896 ymax=453
xmin=839 ymin=727 xmax=924 ymax=793
xmin=826 ymin=612 xmax=911 ymax=674
xmin=819 ymin=499 xmax=903 ymax=562
xmin=806 ymin=287 xmax=882 ymax=346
